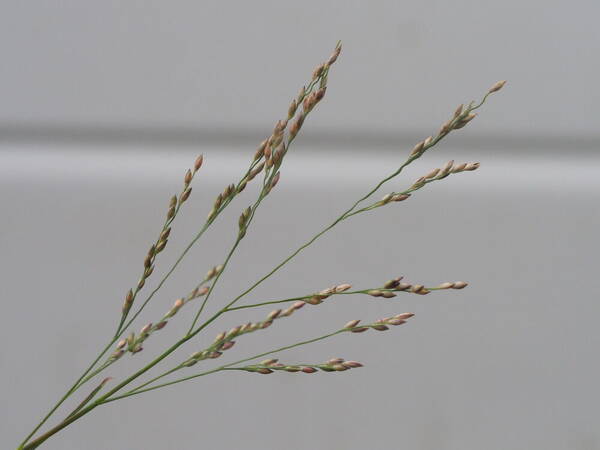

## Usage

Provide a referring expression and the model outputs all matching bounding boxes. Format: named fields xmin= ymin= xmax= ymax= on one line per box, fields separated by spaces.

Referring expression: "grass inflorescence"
xmin=17 ymin=42 xmax=505 ymax=450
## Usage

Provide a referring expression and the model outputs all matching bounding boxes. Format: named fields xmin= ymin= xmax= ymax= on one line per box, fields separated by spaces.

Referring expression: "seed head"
xmin=180 ymin=187 xmax=192 ymax=203
xmin=426 ymin=168 xmax=440 ymax=179
xmin=367 ymin=289 xmax=383 ymax=297
xmin=227 ymin=326 xmax=242 ymax=338
xmin=351 ymin=327 xmax=369 ymax=333
xmin=381 ymin=193 xmax=394 ymax=204
xmin=440 ymin=120 xmax=452 ymax=134
xmin=454 ymin=104 xmax=464 ymax=118
xmin=394 ymin=312 xmax=415 ymax=320
xmin=342 ymin=361 xmax=363 ymax=368
xmin=254 ymin=140 xmax=267 ymax=161
xmin=410 ymin=284 xmax=425 ymax=294
xmin=287 ymin=99 xmax=298 ymax=119
xmin=155 ymin=239 xmax=167 ymax=253
xmin=455 ymin=113 xmax=477 ymax=129
xmin=305 ymin=296 xmax=323 ymax=305
xmin=267 ymin=309 xmax=282 ymax=320
xmin=452 ymin=162 xmax=467 ymax=173
xmin=248 ymin=162 xmax=265 ymax=181
xmin=194 ymin=154 xmax=204 ymax=172
xmin=335 ymin=283 xmax=352 ymax=293
xmin=386 ymin=318 xmax=406 ymax=326
xmin=452 ymin=281 xmax=468 ymax=289
xmin=260 ymin=320 xmax=273 ymax=329
xmin=122 ymin=289 xmax=134 ymax=314
xmin=488 ymin=80 xmax=507 ymax=94
xmin=220 ymin=341 xmax=235 ymax=351
xmin=270 ymin=172 xmax=281 ymax=190
xmin=315 ymin=87 xmax=326 ymax=102
xmin=327 ymin=42 xmax=342 ymax=66
xmin=392 ymin=194 xmax=410 ymax=202
xmin=173 ymin=298 xmax=184 ymax=309
xmin=196 ymin=286 xmax=210 ymax=297
xmin=184 ymin=169 xmax=193 ymax=185
xmin=160 ymin=227 xmax=171 ymax=241
xmin=344 ymin=319 xmax=361 ymax=329
xmin=327 ymin=357 xmax=345 ymax=365
xmin=410 ymin=140 xmax=425 ymax=157
xmin=111 ymin=349 xmax=125 ymax=360
xmin=441 ymin=160 xmax=455 ymax=175
xmin=289 ymin=114 xmax=305 ymax=139
xmin=312 ymin=64 xmax=325 ymax=80
xmin=261 ymin=359 xmax=278 ymax=366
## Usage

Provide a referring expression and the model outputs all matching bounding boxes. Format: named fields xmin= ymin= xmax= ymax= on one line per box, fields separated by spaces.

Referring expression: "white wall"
xmin=0 ymin=0 xmax=598 ymax=140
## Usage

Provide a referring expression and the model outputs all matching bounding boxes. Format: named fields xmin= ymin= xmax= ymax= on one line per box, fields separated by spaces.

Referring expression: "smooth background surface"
xmin=1 ymin=1 xmax=599 ymax=449
xmin=0 ymin=0 xmax=598 ymax=143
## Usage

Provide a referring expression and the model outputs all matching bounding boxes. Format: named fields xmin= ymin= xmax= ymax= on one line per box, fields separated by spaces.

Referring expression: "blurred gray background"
xmin=1 ymin=1 xmax=599 ymax=449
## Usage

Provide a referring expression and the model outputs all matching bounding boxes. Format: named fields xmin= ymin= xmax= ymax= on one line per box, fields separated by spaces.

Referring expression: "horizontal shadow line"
xmin=0 ymin=123 xmax=598 ymax=153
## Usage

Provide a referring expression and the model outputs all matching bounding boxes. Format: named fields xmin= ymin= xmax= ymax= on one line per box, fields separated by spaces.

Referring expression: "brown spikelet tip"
xmin=394 ymin=312 xmax=415 ymax=320
xmin=194 ymin=155 xmax=204 ymax=171
xmin=344 ymin=319 xmax=361 ymax=329
xmin=488 ymin=80 xmax=507 ymax=94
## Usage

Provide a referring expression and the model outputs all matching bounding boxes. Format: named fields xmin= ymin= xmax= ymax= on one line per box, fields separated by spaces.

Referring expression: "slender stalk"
xmin=17 ymin=339 xmax=114 ymax=449
xmin=18 ymin=41 xmax=503 ymax=448
xmin=215 ymin=91 xmax=496 ymax=314
xmin=21 ymin=402 xmax=100 ymax=450
xmin=120 ymin=158 xmax=261 ymax=336
xmin=185 ymin=190 xmax=267 ymax=335
xmin=186 ymin=70 xmax=329 ymax=333
xmin=19 ymin=156 xmax=260 ymax=449
xmin=226 ymin=286 xmax=445 ymax=311
xmin=103 ymin=330 xmax=344 ymax=403
xmin=63 ymin=105 xmax=481 ymax=439
xmin=218 ymin=159 xmax=414 ymax=312
xmin=19 ymin=106 xmax=461 ymax=447
xmin=27 ymin=65 xmax=334 ymax=429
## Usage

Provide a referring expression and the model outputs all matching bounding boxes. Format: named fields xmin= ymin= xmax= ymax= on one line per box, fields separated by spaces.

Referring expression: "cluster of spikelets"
xmin=113 ymin=275 xmax=468 ymax=365
xmin=18 ymin=42 xmax=506 ymax=450
xmin=183 ymin=301 xmax=306 ymax=367
xmin=242 ymin=358 xmax=364 ymax=374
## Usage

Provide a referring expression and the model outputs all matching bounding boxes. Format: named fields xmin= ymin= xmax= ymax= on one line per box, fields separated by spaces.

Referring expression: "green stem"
xmin=186 ymin=190 xmax=267 ymax=335
xmin=20 ymin=74 xmax=496 ymax=450
xmin=119 ymin=158 xmax=259 ymax=338
xmin=103 ymin=329 xmax=344 ymax=403
xmin=17 ymin=339 xmax=114 ymax=449
xmin=19 ymin=158 xmax=260 ymax=450
xmin=20 ymin=402 xmax=100 ymax=450
xmin=226 ymin=286 xmax=443 ymax=311
xmin=216 ymin=93 xmax=494 ymax=314
xmin=218 ymin=159 xmax=414 ymax=312
xmin=186 ymin=72 xmax=326 ymax=333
